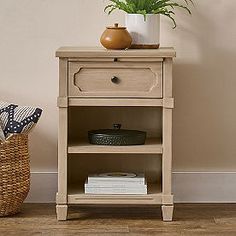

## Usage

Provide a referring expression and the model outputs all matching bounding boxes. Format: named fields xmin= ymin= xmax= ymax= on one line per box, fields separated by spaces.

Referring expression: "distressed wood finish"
xmin=57 ymin=58 xmax=68 ymax=219
xmin=69 ymin=62 xmax=162 ymax=98
xmin=68 ymin=184 xmax=162 ymax=205
xmin=162 ymin=57 xmax=174 ymax=221
xmin=68 ymin=98 xmax=163 ymax=107
xmin=68 ymin=138 xmax=162 ymax=154
xmin=56 ymin=205 xmax=68 ymax=221
xmin=56 ymin=47 xmax=176 ymax=58
xmin=56 ymin=47 xmax=175 ymax=221
xmin=162 ymin=205 xmax=174 ymax=222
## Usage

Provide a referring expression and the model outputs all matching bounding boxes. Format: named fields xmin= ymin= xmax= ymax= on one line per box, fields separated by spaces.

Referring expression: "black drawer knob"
xmin=113 ymin=124 xmax=121 ymax=130
xmin=111 ymin=76 xmax=119 ymax=84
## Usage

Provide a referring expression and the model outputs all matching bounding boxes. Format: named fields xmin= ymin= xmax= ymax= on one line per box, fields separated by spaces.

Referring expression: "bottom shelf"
xmin=67 ymin=184 xmax=162 ymax=205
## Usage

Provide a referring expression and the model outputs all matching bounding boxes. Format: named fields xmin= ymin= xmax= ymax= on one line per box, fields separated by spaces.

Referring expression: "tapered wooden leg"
xmin=162 ymin=205 xmax=174 ymax=221
xmin=56 ymin=205 xmax=68 ymax=221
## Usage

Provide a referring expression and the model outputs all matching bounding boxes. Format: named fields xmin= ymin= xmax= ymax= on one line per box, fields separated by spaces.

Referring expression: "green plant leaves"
xmin=104 ymin=0 xmax=193 ymax=28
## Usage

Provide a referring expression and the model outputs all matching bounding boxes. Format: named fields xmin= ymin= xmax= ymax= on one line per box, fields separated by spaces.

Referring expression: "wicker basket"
xmin=0 ymin=134 xmax=30 ymax=216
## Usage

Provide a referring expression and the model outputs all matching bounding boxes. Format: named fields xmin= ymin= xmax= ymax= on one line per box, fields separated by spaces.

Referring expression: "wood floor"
xmin=0 ymin=204 xmax=236 ymax=235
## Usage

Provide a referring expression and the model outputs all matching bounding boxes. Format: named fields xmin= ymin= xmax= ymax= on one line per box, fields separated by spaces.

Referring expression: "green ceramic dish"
xmin=88 ymin=124 xmax=146 ymax=146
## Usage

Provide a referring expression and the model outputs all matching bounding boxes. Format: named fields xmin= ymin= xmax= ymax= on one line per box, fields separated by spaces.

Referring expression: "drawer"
xmin=69 ymin=62 xmax=162 ymax=98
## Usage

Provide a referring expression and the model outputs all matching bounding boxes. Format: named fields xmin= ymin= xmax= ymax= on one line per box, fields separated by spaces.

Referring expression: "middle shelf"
xmin=68 ymin=138 xmax=162 ymax=154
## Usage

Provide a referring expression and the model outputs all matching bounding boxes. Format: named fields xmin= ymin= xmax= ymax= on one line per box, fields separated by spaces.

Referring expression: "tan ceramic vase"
xmin=100 ymin=23 xmax=132 ymax=50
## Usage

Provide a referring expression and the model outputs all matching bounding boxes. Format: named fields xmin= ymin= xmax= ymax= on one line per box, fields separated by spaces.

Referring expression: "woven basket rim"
xmin=0 ymin=133 xmax=28 ymax=144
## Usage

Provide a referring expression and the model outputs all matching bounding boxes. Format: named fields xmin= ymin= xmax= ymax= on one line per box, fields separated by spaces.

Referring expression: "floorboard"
xmin=0 ymin=204 xmax=236 ymax=235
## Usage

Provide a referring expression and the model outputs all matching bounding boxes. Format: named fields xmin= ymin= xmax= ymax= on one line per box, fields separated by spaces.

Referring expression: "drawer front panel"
xmin=69 ymin=62 xmax=162 ymax=98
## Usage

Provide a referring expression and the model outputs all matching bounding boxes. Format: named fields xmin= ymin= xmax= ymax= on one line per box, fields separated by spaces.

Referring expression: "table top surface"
xmin=56 ymin=47 xmax=176 ymax=58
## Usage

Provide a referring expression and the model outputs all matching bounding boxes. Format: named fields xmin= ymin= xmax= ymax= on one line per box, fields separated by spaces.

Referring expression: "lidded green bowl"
xmin=88 ymin=124 xmax=146 ymax=146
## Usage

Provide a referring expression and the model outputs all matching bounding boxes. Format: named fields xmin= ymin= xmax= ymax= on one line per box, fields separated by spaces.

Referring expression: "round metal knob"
xmin=113 ymin=124 xmax=121 ymax=130
xmin=111 ymin=76 xmax=119 ymax=84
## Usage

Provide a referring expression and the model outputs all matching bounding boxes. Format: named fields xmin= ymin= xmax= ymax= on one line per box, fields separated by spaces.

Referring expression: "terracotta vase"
xmin=100 ymin=23 xmax=132 ymax=50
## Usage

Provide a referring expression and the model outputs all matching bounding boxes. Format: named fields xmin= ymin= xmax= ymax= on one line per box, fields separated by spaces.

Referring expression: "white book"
xmin=85 ymin=186 xmax=147 ymax=195
xmin=85 ymin=182 xmax=146 ymax=188
xmin=88 ymin=172 xmax=145 ymax=184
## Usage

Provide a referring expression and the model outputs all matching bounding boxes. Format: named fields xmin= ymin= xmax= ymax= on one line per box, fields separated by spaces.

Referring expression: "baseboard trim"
xmin=173 ymin=172 xmax=236 ymax=203
xmin=26 ymin=172 xmax=57 ymax=203
xmin=26 ymin=172 xmax=236 ymax=203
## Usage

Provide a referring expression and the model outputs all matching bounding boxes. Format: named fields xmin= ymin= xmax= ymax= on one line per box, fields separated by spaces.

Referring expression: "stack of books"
xmin=84 ymin=172 xmax=147 ymax=195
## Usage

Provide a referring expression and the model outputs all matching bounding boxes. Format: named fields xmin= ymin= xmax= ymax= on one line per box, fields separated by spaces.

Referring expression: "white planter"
xmin=125 ymin=14 xmax=160 ymax=48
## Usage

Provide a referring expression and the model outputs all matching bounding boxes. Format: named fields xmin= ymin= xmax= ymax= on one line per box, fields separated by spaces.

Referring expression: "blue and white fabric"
xmin=0 ymin=120 xmax=5 ymax=142
xmin=0 ymin=101 xmax=42 ymax=140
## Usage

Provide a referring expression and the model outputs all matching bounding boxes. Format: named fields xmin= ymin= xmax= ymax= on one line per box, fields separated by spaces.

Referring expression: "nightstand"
xmin=56 ymin=47 xmax=175 ymax=221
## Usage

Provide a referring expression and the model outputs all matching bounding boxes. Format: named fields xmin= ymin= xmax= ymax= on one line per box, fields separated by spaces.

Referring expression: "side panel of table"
xmin=162 ymin=58 xmax=174 ymax=221
xmin=56 ymin=58 xmax=68 ymax=220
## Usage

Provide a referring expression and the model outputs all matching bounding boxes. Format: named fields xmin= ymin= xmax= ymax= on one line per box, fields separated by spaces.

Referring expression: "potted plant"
xmin=105 ymin=0 xmax=193 ymax=48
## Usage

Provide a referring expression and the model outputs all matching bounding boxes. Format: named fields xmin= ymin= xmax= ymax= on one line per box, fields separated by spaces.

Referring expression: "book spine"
xmin=85 ymin=183 xmax=147 ymax=188
xmin=85 ymin=188 xmax=147 ymax=195
xmin=88 ymin=178 xmax=145 ymax=184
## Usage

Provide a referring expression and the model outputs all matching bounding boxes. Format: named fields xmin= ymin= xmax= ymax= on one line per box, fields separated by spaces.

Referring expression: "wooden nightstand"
xmin=56 ymin=47 xmax=175 ymax=221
